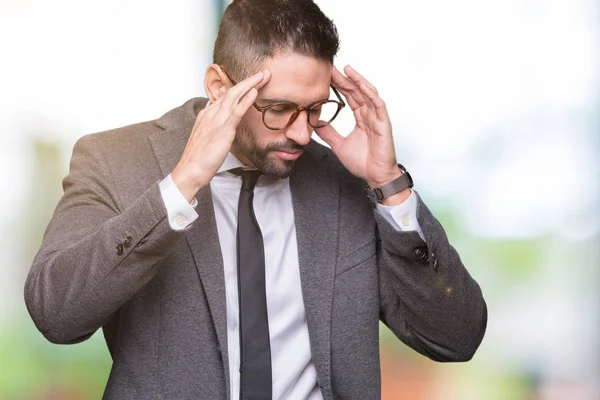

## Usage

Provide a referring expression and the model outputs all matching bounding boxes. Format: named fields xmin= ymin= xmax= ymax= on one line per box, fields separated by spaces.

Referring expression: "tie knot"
xmin=229 ymin=168 xmax=262 ymax=191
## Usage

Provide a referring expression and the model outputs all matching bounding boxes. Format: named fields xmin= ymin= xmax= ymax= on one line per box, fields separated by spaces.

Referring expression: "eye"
xmin=268 ymin=104 xmax=296 ymax=114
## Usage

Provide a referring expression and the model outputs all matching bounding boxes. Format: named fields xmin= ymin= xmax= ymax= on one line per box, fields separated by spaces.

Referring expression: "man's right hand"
xmin=172 ymin=69 xmax=271 ymax=202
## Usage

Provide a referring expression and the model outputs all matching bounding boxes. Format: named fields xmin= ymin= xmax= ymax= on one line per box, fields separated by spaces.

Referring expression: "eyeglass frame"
xmin=218 ymin=65 xmax=346 ymax=131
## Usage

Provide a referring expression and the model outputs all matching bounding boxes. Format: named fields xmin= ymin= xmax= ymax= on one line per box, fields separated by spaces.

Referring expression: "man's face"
xmin=231 ymin=52 xmax=332 ymax=179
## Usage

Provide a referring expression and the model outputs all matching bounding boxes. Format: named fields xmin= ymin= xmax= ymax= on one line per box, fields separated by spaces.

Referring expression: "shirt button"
xmin=175 ymin=215 xmax=185 ymax=227
xmin=401 ymin=216 xmax=410 ymax=226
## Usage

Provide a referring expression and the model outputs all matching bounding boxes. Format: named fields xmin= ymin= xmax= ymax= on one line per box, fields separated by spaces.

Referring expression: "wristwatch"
xmin=364 ymin=164 xmax=414 ymax=203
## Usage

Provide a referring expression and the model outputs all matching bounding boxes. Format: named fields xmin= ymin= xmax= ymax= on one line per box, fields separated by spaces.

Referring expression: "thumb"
xmin=314 ymin=123 xmax=344 ymax=152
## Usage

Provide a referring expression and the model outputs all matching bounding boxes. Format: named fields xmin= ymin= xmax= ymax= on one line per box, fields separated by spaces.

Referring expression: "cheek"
xmin=239 ymin=111 xmax=289 ymax=150
xmin=240 ymin=112 xmax=272 ymax=140
xmin=240 ymin=111 xmax=261 ymax=135
xmin=242 ymin=107 xmax=262 ymax=126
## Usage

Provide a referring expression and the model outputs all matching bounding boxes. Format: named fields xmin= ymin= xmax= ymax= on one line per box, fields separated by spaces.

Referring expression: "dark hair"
xmin=213 ymin=0 xmax=340 ymax=81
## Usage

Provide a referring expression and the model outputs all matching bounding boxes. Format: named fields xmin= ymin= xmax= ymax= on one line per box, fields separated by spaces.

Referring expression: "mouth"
xmin=273 ymin=149 xmax=304 ymax=161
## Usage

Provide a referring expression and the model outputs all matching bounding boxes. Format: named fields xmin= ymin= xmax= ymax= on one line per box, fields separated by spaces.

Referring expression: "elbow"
xmin=442 ymin=301 xmax=488 ymax=362
xmin=440 ymin=343 xmax=479 ymax=363
xmin=24 ymin=267 xmax=93 ymax=345
xmin=25 ymin=301 xmax=93 ymax=345
xmin=42 ymin=328 xmax=94 ymax=345
xmin=24 ymin=285 xmax=64 ymax=344
xmin=418 ymin=300 xmax=488 ymax=363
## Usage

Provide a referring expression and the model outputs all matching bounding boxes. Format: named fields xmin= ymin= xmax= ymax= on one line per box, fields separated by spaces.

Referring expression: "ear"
xmin=204 ymin=64 xmax=230 ymax=102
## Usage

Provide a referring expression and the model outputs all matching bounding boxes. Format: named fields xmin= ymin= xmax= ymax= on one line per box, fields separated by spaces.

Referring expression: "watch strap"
xmin=364 ymin=164 xmax=414 ymax=203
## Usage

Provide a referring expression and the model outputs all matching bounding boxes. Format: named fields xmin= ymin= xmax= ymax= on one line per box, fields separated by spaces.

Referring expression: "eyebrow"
xmin=257 ymin=97 xmax=293 ymax=104
xmin=257 ymin=95 xmax=330 ymax=105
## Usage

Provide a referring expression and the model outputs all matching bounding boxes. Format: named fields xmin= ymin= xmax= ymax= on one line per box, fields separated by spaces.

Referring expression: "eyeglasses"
xmin=220 ymin=66 xmax=345 ymax=131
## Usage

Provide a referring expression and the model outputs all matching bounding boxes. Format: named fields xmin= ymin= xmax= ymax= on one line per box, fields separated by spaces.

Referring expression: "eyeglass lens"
xmin=264 ymin=101 xmax=340 ymax=129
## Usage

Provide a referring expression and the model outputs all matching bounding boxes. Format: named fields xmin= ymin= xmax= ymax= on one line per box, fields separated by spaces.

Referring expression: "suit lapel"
xmin=290 ymin=144 xmax=339 ymax=399
xmin=148 ymin=98 xmax=231 ymax=398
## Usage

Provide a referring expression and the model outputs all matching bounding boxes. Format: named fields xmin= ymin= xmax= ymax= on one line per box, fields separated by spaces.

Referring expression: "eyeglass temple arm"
xmin=331 ymin=86 xmax=345 ymax=107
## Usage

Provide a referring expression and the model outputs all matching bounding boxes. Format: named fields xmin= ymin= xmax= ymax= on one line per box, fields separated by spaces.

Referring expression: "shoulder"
xmin=307 ymin=140 xmax=363 ymax=180
xmin=74 ymin=120 xmax=158 ymax=153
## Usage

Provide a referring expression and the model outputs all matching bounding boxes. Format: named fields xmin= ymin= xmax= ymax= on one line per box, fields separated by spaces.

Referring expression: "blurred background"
xmin=1 ymin=0 xmax=598 ymax=398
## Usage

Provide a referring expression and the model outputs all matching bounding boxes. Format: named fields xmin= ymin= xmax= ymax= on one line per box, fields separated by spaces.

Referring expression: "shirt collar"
xmin=217 ymin=151 xmax=247 ymax=174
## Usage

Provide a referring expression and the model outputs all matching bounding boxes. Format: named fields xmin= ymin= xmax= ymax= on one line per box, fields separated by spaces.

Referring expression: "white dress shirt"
xmin=159 ymin=152 xmax=424 ymax=400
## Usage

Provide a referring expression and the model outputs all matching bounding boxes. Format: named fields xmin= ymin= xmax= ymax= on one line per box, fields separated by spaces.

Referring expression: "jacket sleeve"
xmin=24 ymin=134 xmax=186 ymax=344
xmin=377 ymin=192 xmax=487 ymax=362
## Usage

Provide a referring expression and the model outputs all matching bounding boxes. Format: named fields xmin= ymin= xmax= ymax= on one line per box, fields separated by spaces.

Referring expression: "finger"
xmin=194 ymin=92 xmax=224 ymax=132
xmin=344 ymin=65 xmax=378 ymax=95
xmin=342 ymin=65 xmax=380 ymax=111
xmin=226 ymin=87 xmax=258 ymax=128
xmin=331 ymin=66 xmax=369 ymax=111
xmin=314 ymin=123 xmax=345 ymax=153
xmin=331 ymin=66 xmax=364 ymax=109
xmin=358 ymin=80 xmax=389 ymax=121
xmin=222 ymin=70 xmax=269 ymax=109
xmin=254 ymin=69 xmax=271 ymax=91
xmin=212 ymin=69 xmax=268 ymax=126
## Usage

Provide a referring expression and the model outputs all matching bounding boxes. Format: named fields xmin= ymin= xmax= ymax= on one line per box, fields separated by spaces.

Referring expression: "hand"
xmin=314 ymin=65 xmax=401 ymax=188
xmin=172 ymin=70 xmax=271 ymax=202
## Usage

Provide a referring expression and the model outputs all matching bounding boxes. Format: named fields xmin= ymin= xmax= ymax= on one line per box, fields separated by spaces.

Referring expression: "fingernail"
xmin=256 ymin=71 xmax=263 ymax=78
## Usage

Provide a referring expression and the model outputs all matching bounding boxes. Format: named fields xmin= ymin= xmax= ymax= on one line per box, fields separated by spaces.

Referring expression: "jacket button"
xmin=123 ymin=236 xmax=133 ymax=248
xmin=415 ymin=247 xmax=429 ymax=262
xmin=116 ymin=243 xmax=124 ymax=255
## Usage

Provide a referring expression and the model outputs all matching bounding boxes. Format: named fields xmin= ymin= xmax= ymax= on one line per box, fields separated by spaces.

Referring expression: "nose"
xmin=284 ymin=109 xmax=312 ymax=146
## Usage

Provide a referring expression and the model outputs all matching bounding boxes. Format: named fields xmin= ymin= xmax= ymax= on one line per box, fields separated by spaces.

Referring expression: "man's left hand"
xmin=314 ymin=65 xmax=402 ymax=189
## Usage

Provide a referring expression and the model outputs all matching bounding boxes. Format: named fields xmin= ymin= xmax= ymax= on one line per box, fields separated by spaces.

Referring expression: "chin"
xmin=257 ymin=155 xmax=295 ymax=179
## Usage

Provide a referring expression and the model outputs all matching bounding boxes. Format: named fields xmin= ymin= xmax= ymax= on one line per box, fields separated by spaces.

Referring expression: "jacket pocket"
xmin=335 ymin=238 xmax=377 ymax=277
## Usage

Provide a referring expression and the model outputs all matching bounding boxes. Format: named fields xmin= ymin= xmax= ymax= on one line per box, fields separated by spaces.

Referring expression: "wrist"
xmin=171 ymin=165 xmax=208 ymax=203
xmin=378 ymin=188 xmax=411 ymax=205
xmin=367 ymin=166 xmax=403 ymax=189
xmin=365 ymin=163 xmax=414 ymax=204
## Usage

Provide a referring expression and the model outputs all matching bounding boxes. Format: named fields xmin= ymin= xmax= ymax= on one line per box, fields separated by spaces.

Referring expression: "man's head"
xmin=205 ymin=0 xmax=340 ymax=179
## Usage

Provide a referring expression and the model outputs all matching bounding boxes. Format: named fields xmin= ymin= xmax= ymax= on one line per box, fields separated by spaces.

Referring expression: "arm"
xmin=25 ymin=70 xmax=271 ymax=345
xmin=314 ymin=64 xmax=486 ymax=361
xmin=24 ymin=134 xmax=186 ymax=344
xmin=376 ymin=192 xmax=487 ymax=361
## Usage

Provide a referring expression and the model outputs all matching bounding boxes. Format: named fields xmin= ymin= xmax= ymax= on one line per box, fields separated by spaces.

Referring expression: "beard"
xmin=232 ymin=121 xmax=305 ymax=179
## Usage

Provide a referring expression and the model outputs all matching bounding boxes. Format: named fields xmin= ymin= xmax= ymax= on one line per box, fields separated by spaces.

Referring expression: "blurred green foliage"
xmin=0 ymin=317 xmax=111 ymax=400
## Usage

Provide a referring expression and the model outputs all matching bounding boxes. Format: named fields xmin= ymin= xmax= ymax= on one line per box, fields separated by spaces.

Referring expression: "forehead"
xmin=256 ymin=52 xmax=332 ymax=104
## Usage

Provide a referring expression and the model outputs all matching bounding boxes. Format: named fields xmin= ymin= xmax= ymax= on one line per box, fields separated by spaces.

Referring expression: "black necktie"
xmin=230 ymin=168 xmax=272 ymax=400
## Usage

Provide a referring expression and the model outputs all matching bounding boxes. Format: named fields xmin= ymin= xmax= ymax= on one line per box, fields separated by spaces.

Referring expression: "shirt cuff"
xmin=375 ymin=190 xmax=425 ymax=241
xmin=159 ymin=173 xmax=199 ymax=231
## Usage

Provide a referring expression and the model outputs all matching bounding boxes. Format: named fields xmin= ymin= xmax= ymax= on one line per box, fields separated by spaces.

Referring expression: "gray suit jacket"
xmin=25 ymin=98 xmax=487 ymax=400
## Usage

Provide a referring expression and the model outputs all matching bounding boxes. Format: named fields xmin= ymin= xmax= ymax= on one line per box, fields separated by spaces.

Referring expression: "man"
xmin=24 ymin=0 xmax=487 ymax=399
